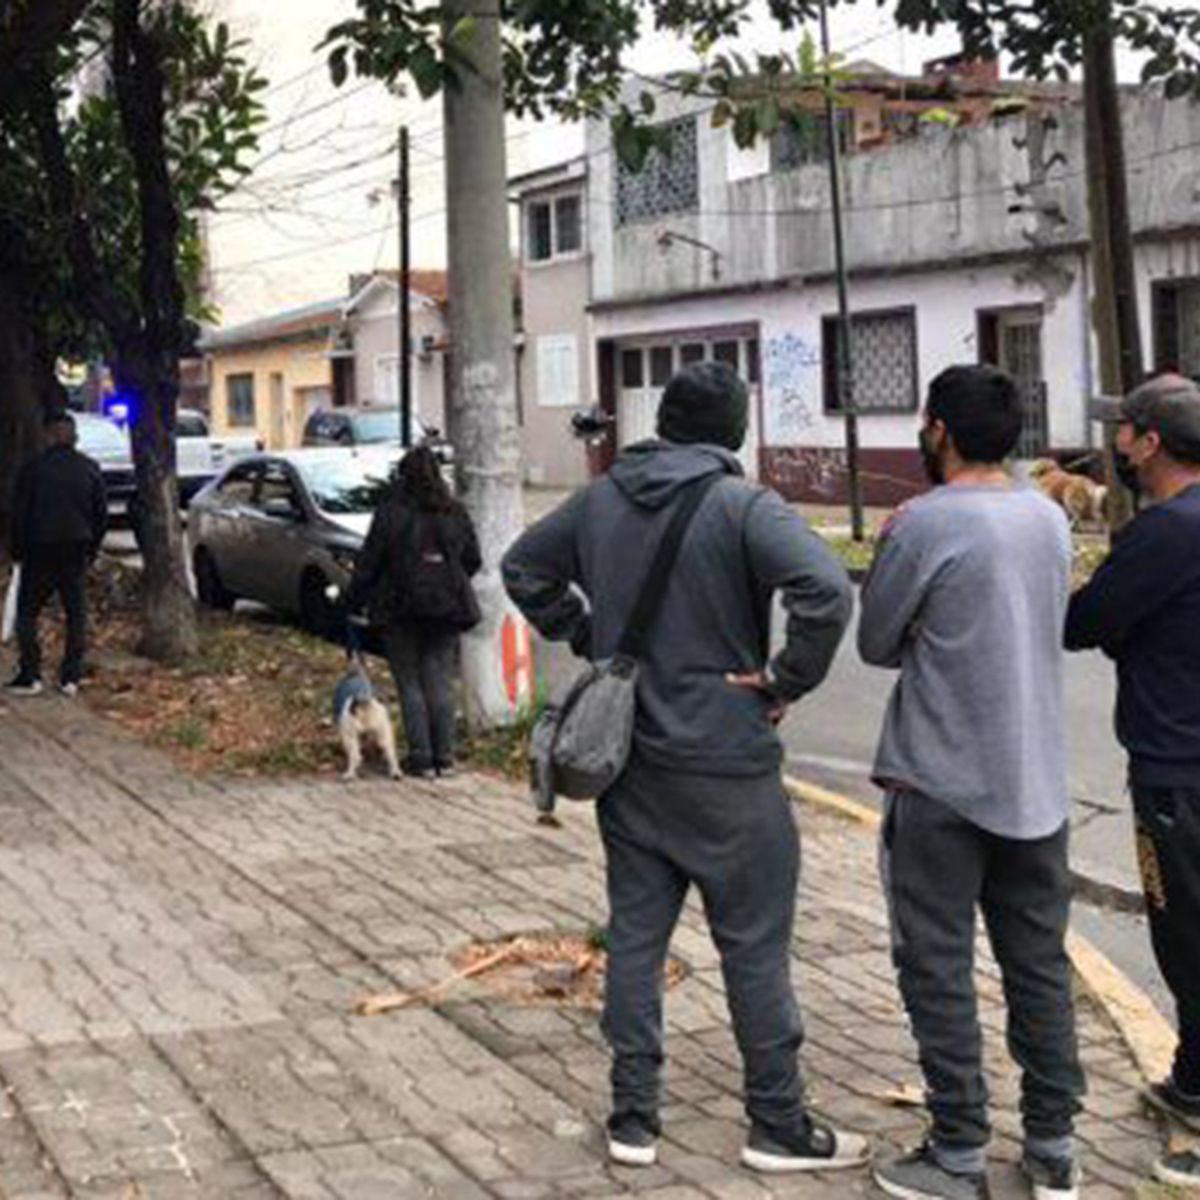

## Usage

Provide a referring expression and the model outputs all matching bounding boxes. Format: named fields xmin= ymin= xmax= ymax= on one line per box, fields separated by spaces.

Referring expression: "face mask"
xmin=919 ymin=428 xmax=945 ymax=486
xmin=1113 ymin=450 xmax=1142 ymax=496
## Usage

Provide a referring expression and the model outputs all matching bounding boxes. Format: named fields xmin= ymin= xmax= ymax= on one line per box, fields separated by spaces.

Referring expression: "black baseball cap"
xmin=1090 ymin=374 xmax=1200 ymax=461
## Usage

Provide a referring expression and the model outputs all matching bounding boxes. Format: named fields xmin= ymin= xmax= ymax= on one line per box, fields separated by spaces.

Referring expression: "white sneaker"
xmin=4 ymin=674 xmax=43 ymax=697
xmin=58 ymin=682 xmax=79 ymax=699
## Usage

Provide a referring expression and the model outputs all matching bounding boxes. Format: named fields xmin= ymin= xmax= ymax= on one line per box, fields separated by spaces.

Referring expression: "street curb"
xmin=783 ymin=773 xmax=1175 ymax=1085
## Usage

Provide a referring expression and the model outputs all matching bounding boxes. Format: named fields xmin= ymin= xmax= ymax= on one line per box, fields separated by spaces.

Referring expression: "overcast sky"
xmin=205 ymin=1 xmax=1136 ymax=326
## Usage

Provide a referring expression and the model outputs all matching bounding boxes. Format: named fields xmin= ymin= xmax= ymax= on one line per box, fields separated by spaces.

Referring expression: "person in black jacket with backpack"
xmin=6 ymin=408 xmax=108 ymax=698
xmin=345 ymin=445 xmax=481 ymax=778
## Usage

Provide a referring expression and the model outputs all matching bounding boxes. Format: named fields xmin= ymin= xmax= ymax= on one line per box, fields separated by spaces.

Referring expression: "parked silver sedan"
xmin=189 ymin=448 xmax=401 ymax=632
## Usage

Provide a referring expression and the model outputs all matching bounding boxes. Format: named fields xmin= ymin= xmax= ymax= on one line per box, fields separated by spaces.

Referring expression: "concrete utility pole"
xmin=1082 ymin=23 xmax=1142 ymax=532
xmin=442 ymin=0 xmax=527 ymax=727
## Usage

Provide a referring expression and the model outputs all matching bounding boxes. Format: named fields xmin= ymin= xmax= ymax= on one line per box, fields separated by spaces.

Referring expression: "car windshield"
xmin=350 ymin=410 xmax=425 ymax=444
xmin=299 ymin=456 xmax=397 ymax=514
xmin=76 ymin=418 xmax=129 ymax=457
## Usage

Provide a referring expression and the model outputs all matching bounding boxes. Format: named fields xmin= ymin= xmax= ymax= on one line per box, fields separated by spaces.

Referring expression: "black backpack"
xmin=403 ymin=511 xmax=480 ymax=631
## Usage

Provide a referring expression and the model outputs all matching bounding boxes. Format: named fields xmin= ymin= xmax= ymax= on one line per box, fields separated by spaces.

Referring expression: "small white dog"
xmin=333 ymin=654 xmax=401 ymax=781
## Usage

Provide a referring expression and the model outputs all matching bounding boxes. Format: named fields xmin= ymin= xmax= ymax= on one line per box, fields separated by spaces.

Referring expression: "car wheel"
xmin=194 ymin=547 xmax=235 ymax=612
xmin=299 ymin=569 xmax=337 ymax=639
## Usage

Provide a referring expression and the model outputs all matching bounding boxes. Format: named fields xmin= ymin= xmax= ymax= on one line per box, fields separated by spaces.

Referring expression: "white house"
xmin=343 ymin=270 xmax=450 ymax=436
xmin=563 ymin=73 xmax=1200 ymax=503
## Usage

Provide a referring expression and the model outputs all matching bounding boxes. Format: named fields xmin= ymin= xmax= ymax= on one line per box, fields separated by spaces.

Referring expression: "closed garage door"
xmin=616 ymin=331 xmax=761 ymax=479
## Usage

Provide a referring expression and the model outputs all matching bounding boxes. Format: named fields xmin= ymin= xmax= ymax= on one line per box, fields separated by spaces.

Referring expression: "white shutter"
xmin=536 ymin=335 xmax=580 ymax=408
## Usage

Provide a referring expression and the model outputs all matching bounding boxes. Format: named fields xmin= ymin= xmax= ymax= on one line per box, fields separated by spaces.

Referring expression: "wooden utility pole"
xmin=818 ymin=0 xmax=864 ymax=541
xmin=397 ymin=125 xmax=412 ymax=447
xmin=442 ymin=0 xmax=527 ymax=726
xmin=1082 ymin=22 xmax=1143 ymax=530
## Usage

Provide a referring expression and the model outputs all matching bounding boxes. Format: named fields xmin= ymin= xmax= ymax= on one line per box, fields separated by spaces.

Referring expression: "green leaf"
xmin=410 ymin=45 xmax=443 ymax=99
xmin=329 ymin=46 xmax=349 ymax=87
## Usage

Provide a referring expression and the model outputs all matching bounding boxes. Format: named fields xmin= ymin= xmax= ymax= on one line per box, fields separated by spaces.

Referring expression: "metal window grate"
xmin=616 ymin=117 xmax=699 ymax=225
xmin=825 ymin=310 xmax=918 ymax=412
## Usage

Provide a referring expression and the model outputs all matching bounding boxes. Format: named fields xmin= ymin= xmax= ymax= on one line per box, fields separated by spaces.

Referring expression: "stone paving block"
xmin=259 ymin=1136 xmax=491 ymax=1200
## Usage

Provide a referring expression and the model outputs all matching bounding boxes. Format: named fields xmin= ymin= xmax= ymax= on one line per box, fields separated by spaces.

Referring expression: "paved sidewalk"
xmin=0 ymin=694 xmax=1169 ymax=1199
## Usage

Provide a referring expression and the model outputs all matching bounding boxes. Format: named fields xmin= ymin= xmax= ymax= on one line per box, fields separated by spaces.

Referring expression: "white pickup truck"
xmin=176 ymin=408 xmax=259 ymax=503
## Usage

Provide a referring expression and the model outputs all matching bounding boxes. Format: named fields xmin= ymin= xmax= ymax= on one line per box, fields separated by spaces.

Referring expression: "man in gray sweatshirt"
xmin=502 ymin=363 xmax=867 ymax=1175
xmin=860 ymin=365 xmax=1085 ymax=1200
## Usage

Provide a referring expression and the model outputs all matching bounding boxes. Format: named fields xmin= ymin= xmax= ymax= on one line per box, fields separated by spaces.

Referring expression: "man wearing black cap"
xmin=5 ymin=409 xmax=108 ymax=698
xmin=1066 ymin=373 xmax=1200 ymax=1190
xmin=502 ymin=362 xmax=865 ymax=1173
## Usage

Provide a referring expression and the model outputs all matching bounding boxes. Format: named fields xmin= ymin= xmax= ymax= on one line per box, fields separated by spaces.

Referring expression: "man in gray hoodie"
xmin=502 ymin=362 xmax=866 ymax=1174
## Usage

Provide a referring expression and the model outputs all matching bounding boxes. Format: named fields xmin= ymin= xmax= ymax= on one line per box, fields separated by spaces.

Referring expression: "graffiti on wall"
xmin=764 ymin=333 xmax=822 ymax=445
xmin=767 ymin=447 xmax=849 ymax=499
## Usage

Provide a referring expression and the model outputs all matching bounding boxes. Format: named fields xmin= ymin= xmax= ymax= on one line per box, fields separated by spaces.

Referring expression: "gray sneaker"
xmin=1021 ymin=1150 xmax=1079 ymax=1200
xmin=874 ymin=1144 xmax=991 ymax=1200
xmin=1154 ymin=1149 xmax=1200 ymax=1189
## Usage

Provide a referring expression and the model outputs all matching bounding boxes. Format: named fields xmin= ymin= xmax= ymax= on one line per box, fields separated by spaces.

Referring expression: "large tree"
xmin=0 ymin=0 xmax=265 ymax=660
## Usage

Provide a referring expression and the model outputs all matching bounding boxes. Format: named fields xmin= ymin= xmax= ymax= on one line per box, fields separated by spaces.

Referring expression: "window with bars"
xmin=226 ymin=373 xmax=256 ymax=427
xmin=771 ymin=109 xmax=855 ymax=171
xmin=822 ymin=309 xmax=918 ymax=414
xmin=1153 ymin=278 xmax=1200 ymax=380
xmin=615 ymin=116 xmax=700 ymax=225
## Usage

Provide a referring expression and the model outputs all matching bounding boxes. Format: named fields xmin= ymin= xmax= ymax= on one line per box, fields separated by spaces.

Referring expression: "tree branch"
xmin=0 ymin=0 xmax=94 ymax=109
xmin=23 ymin=61 xmax=135 ymax=340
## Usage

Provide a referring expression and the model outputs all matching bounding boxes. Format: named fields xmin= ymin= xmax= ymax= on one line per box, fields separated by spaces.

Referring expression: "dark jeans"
xmin=598 ymin=758 xmax=807 ymax=1133
xmin=16 ymin=546 xmax=90 ymax=685
xmin=383 ymin=622 xmax=459 ymax=770
xmin=1133 ymin=785 xmax=1200 ymax=1093
xmin=881 ymin=791 xmax=1085 ymax=1151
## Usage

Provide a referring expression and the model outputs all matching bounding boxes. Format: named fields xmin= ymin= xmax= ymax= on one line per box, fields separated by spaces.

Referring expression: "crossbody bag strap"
xmin=616 ymin=472 xmax=723 ymax=661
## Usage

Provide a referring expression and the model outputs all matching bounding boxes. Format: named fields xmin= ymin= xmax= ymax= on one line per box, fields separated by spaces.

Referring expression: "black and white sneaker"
xmin=4 ymin=673 xmax=43 ymax=697
xmin=1154 ymin=1148 xmax=1200 ymax=1189
xmin=740 ymin=1118 xmax=870 ymax=1173
xmin=874 ymin=1143 xmax=991 ymax=1199
xmin=1145 ymin=1078 xmax=1200 ymax=1133
xmin=607 ymin=1111 xmax=659 ymax=1167
xmin=1021 ymin=1150 xmax=1080 ymax=1200
xmin=58 ymin=681 xmax=79 ymax=699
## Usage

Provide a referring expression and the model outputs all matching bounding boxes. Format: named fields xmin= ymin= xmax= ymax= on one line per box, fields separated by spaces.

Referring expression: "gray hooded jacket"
xmin=502 ymin=441 xmax=853 ymax=777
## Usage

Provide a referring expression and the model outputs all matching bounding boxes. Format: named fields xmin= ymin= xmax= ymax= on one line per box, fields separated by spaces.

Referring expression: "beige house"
xmin=511 ymin=157 xmax=593 ymax=488
xmin=201 ymin=297 xmax=353 ymax=450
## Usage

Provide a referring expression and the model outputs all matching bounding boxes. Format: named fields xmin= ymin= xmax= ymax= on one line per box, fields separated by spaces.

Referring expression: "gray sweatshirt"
xmin=503 ymin=441 xmax=853 ymax=777
xmin=858 ymin=484 xmax=1071 ymax=840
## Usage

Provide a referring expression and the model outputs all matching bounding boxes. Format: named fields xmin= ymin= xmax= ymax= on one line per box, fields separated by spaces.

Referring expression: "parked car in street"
xmin=301 ymin=406 xmax=453 ymax=465
xmin=75 ymin=412 xmax=137 ymax=520
xmin=176 ymin=408 xmax=259 ymax=503
xmin=189 ymin=448 xmax=401 ymax=633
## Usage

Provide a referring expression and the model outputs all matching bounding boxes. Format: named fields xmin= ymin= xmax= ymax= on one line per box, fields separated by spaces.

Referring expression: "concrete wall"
xmin=588 ymin=87 xmax=1200 ymax=300
xmin=518 ymin=252 xmax=593 ymax=488
xmin=208 ymin=337 xmax=335 ymax=449
xmin=350 ymin=288 xmax=448 ymax=434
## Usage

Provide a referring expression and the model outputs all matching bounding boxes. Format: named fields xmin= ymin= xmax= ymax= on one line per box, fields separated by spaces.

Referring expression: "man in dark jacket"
xmin=502 ymin=363 xmax=866 ymax=1174
xmin=1066 ymin=374 xmax=1200 ymax=1191
xmin=6 ymin=409 xmax=108 ymax=697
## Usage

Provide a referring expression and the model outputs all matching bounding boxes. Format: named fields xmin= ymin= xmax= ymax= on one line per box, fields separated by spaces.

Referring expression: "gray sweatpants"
xmin=598 ymin=756 xmax=807 ymax=1133
xmin=880 ymin=791 xmax=1085 ymax=1164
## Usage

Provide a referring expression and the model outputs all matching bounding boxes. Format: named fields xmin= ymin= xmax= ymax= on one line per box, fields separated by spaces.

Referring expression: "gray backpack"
xmin=530 ymin=474 xmax=722 ymax=805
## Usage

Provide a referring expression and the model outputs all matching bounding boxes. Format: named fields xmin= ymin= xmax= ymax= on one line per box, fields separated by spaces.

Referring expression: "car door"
xmin=199 ymin=461 xmax=261 ymax=595
xmin=241 ymin=459 xmax=310 ymax=611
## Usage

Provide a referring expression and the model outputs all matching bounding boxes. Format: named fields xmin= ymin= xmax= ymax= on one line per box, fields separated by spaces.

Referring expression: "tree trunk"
xmin=0 ymin=270 xmax=53 ymax=557
xmin=117 ymin=348 xmax=198 ymax=663
xmin=442 ymin=0 xmax=528 ymax=728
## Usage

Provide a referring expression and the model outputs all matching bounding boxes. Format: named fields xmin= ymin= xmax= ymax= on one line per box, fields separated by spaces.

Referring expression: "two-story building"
xmin=516 ymin=59 xmax=1200 ymax=504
